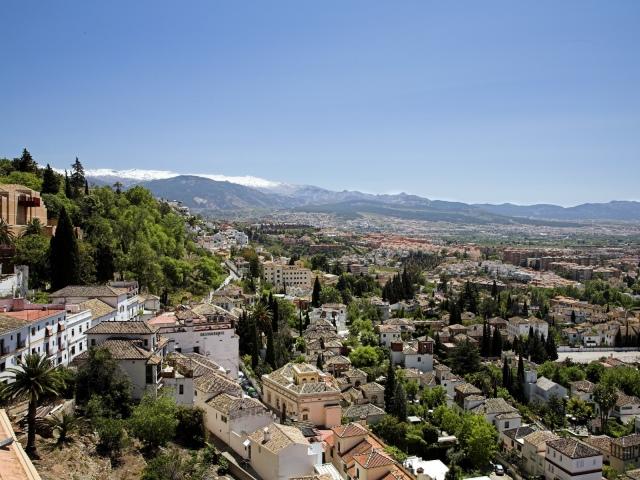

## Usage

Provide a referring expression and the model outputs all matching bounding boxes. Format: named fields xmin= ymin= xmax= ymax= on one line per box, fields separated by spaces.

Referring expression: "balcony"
xmin=17 ymin=195 xmax=41 ymax=207
xmin=15 ymin=341 xmax=27 ymax=352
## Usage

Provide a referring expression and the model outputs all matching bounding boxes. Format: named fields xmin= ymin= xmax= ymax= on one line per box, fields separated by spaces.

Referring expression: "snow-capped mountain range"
xmin=83 ymin=168 xmax=284 ymax=190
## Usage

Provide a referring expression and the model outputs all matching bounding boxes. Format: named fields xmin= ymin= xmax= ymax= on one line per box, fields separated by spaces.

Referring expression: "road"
xmin=557 ymin=350 xmax=640 ymax=363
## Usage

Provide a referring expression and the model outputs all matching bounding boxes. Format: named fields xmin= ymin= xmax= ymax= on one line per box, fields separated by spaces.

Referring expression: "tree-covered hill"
xmin=2 ymin=149 xmax=226 ymax=300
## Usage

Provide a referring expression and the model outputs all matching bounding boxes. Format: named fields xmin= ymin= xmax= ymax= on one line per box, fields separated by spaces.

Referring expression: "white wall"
xmin=544 ymin=447 xmax=602 ymax=480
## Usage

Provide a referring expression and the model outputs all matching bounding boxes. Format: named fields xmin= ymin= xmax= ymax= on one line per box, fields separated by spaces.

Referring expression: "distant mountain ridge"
xmin=84 ymin=170 xmax=640 ymax=223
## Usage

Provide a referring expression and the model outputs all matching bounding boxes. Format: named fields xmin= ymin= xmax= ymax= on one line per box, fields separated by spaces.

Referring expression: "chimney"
xmin=262 ymin=427 xmax=271 ymax=443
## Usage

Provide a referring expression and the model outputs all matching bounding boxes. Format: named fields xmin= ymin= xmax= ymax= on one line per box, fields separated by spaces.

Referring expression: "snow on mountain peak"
xmin=78 ymin=168 xmax=283 ymax=189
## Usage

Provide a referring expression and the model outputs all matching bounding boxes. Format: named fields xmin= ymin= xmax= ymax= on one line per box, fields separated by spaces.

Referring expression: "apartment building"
xmin=544 ymin=438 xmax=602 ymax=480
xmin=151 ymin=303 xmax=239 ymax=378
xmin=262 ymin=362 xmax=342 ymax=428
xmin=262 ymin=261 xmax=313 ymax=289
xmin=0 ymin=184 xmax=49 ymax=236
xmin=0 ymin=304 xmax=67 ymax=383
xmin=246 ymin=423 xmax=322 ymax=480
xmin=50 ymin=284 xmax=142 ymax=321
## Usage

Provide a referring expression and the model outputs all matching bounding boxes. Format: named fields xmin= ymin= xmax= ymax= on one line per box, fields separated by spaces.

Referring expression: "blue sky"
xmin=1 ymin=1 xmax=639 ymax=205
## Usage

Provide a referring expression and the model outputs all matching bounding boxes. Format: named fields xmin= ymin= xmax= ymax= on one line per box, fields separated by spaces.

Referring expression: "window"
xmin=146 ymin=365 xmax=153 ymax=384
xmin=71 ymin=346 xmax=76 ymax=355
xmin=179 ymin=384 xmax=184 ymax=395
xmin=144 ymin=339 xmax=148 ymax=347
xmin=505 ymin=421 xmax=510 ymax=429
xmin=91 ymin=339 xmax=96 ymax=346
xmin=0 ymin=362 xmax=4 ymax=372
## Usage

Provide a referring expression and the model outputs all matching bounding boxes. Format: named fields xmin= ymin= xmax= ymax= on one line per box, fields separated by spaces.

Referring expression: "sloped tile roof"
xmin=548 ymin=438 xmax=601 ymax=459
xmin=86 ymin=320 xmax=157 ymax=335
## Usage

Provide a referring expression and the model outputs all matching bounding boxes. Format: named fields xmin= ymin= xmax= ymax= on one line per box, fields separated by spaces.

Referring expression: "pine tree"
xmin=384 ymin=362 xmax=396 ymax=411
xmin=311 ymin=277 xmax=321 ymax=307
xmin=15 ymin=148 xmax=38 ymax=173
xmin=41 ymin=164 xmax=60 ymax=194
xmin=70 ymin=157 xmax=86 ymax=198
xmin=492 ymin=326 xmax=503 ymax=357
xmin=49 ymin=207 xmax=81 ymax=290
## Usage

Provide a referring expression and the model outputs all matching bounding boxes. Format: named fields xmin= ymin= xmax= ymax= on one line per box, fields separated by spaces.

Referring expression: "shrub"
xmin=128 ymin=394 xmax=178 ymax=451
xmin=175 ymin=406 xmax=205 ymax=448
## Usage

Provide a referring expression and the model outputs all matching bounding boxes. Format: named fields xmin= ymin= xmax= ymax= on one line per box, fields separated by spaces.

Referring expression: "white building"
xmin=64 ymin=307 xmax=92 ymax=363
xmin=246 ymin=423 xmax=321 ymax=480
xmin=205 ymin=393 xmax=273 ymax=457
xmin=262 ymin=261 xmax=313 ymax=289
xmin=0 ymin=305 xmax=67 ymax=383
xmin=152 ymin=304 xmax=239 ymax=379
xmin=81 ymin=320 xmax=167 ymax=399
xmin=507 ymin=316 xmax=549 ymax=339
xmin=50 ymin=284 xmax=142 ymax=322
xmin=544 ymin=438 xmax=602 ymax=480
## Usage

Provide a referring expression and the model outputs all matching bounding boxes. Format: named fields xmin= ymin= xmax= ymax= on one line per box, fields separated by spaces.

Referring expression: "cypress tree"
xmin=95 ymin=243 xmax=115 ymax=283
xmin=491 ymin=280 xmax=498 ymax=298
xmin=545 ymin=332 xmax=558 ymax=361
xmin=480 ymin=322 xmax=489 ymax=357
xmin=265 ymin=326 xmax=275 ymax=369
xmin=50 ymin=206 xmax=81 ymax=290
xmin=516 ymin=354 xmax=525 ymax=401
xmin=311 ymin=277 xmax=321 ymax=307
xmin=316 ymin=353 xmax=324 ymax=371
xmin=522 ymin=300 xmax=529 ymax=317
xmin=41 ymin=164 xmax=60 ymax=194
xmin=492 ymin=325 xmax=503 ymax=357
xmin=64 ymin=170 xmax=72 ymax=198
xmin=434 ymin=332 xmax=443 ymax=356
xmin=392 ymin=382 xmax=407 ymax=421
xmin=384 ymin=362 xmax=396 ymax=411
xmin=84 ymin=179 xmax=89 ymax=195
xmin=250 ymin=318 xmax=259 ymax=368
xmin=502 ymin=362 xmax=511 ymax=392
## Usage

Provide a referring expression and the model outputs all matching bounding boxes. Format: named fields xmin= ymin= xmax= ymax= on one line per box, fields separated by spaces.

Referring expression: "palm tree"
xmin=251 ymin=301 xmax=272 ymax=332
xmin=46 ymin=412 xmax=82 ymax=447
xmin=23 ymin=218 xmax=43 ymax=236
xmin=5 ymin=353 xmax=63 ymax=458
xmin=0 ymin=218 xmax=15 ymax=246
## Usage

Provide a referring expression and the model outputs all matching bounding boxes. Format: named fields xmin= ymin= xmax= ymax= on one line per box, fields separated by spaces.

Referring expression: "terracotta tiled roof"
xmin=354 ymin=450 xmax=395 ymax=469
xmin=523 ymin=430 xmax=560 ymax=447
xmin=248 ymin=423 xmax=308 ymax=453
xmin=79 ymin=299 xmax=115 ymax=320
xmin=76 ymin=339 xmax=160 ymax=363
xmin=547 ymin=438 xmax=601 ymax=459
xmin=86 ymin=320 xmax=157 ymax=335
xmin=206 ymin=393 xmax=266 ymax=416
xmin=50 ymin=285 xmax=126 ymax=298
xmin=332 ymin=422 xmax=368 ymax=438
xmin=612 ymin=434 xmax=640 ymax=448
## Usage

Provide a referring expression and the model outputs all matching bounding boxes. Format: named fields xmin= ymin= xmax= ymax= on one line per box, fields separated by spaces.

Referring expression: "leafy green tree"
xmin=5 ymin=353 xmax=63 ymax=457
xmin=421 ymin=386 xmax=447 ymax=409
xmin=96 ymin=417 xmax=128 ymax=461
xmin=349 ymin=346 xmax=381 ymax=368
xmin=49 ymin=206 xmax=81 ymax=290
xmin=75 ymin=347 xmax=132 ymax=418
xmin=594 ymin=383 xmax=618 ymax=429
xmin=175 ymin=406 xmax=205 ymax=448
xmin=129 ymin=394 xmax=179 ymax=451
xmin=449 ymin=340 xmax=481 ymax=375
xmin=41 ymin=164 xmax=60 ymax=194
xmin=372 ymin=415 xmax=408 ymax=449
xmin=459 ymin=414 xmax=498 ymax=469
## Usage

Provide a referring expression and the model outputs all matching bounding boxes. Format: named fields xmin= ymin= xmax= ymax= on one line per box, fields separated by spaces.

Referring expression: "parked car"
xmin=495 ymin=464 xmax=504 ymax=476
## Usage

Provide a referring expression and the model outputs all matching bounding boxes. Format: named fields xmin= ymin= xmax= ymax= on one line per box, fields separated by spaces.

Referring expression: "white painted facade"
xmin=544 ymin=442 xmax=602 ymax=480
